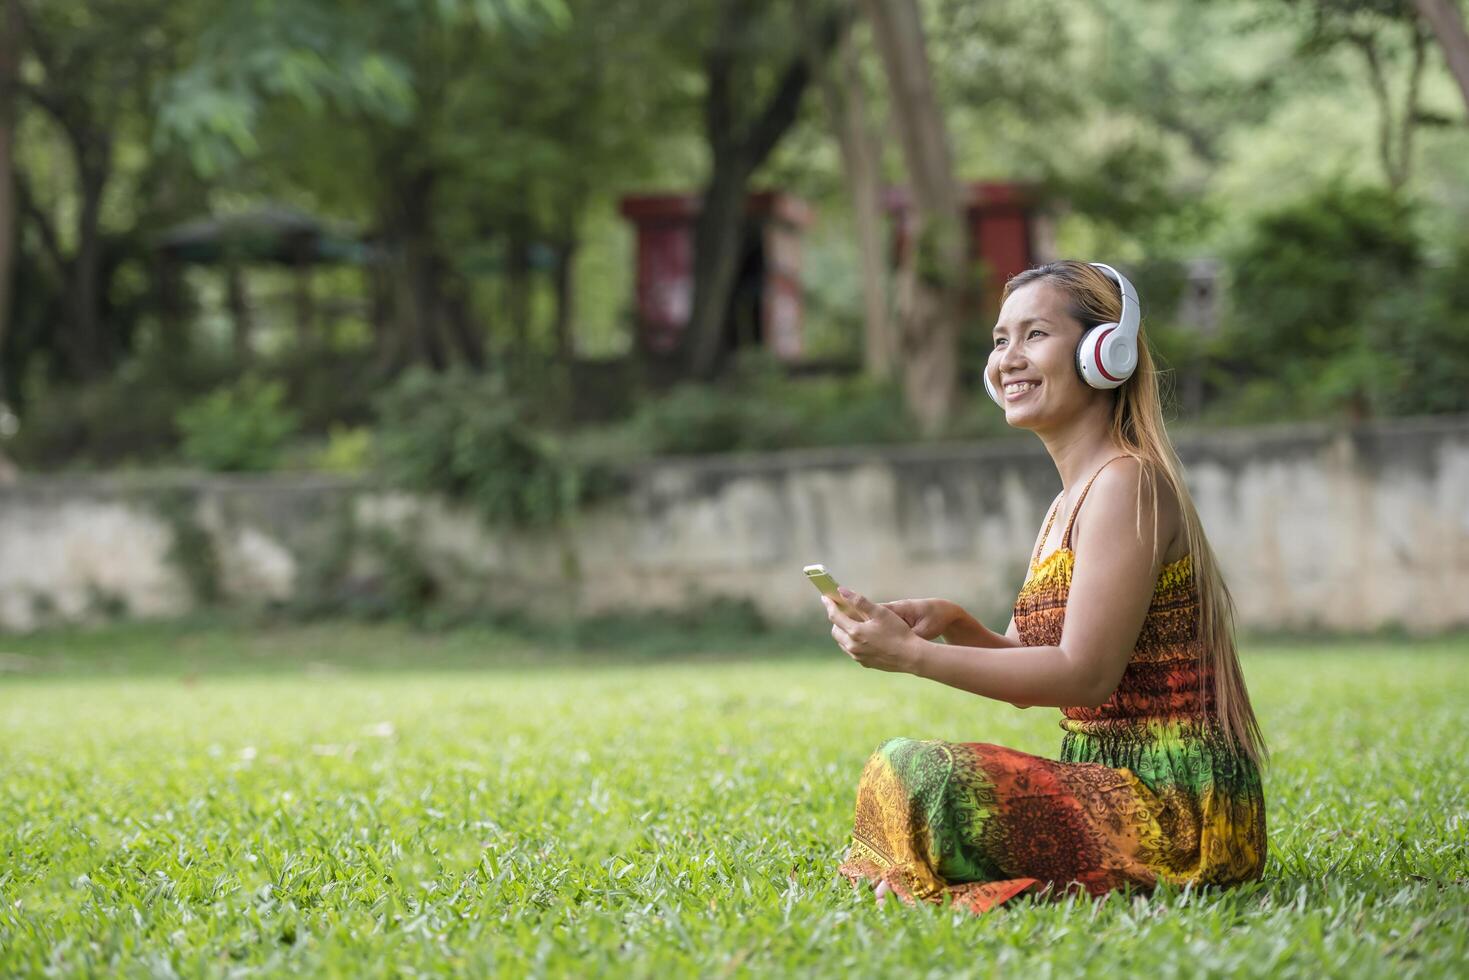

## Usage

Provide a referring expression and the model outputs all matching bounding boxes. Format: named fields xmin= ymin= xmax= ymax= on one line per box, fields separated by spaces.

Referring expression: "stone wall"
xmin=3 ymin=415 xmax=1467 ymax=634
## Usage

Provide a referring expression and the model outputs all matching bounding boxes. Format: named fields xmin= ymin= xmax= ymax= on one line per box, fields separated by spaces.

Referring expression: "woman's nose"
xmin=996 ymin=340 xmax=1026 ymax=374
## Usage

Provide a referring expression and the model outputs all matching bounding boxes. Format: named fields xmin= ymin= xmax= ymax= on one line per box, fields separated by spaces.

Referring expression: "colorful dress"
xmin=837 ymin=457 xmax=1267 ymax=914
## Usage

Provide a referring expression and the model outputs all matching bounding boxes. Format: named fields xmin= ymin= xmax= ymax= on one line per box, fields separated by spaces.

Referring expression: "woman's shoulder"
xmin=1080 ymin=454 xmax=1186 ymax=563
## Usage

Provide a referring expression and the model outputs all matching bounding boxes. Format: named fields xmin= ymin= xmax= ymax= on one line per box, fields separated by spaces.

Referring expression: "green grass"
xmin=1 ymin=621 xmax=1467 ymax=977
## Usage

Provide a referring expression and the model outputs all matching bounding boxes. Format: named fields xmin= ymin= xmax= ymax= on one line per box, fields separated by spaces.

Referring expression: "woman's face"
xmin=987 ymin=281 xmax=1100 ymax=430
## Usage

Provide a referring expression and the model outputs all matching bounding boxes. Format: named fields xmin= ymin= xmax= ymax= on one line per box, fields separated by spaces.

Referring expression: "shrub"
xmin=619 ymin=354 xmax=920 ymax=456
xmin=1227 ymin=182 xmax=1420 ymax=364
xmin=314 ymin=424 xmax=374 ymax=474
xmin=1215 ymin=181 xmax=1469 ymax=420
xmin=176 ymin=376 xmax=300 ymax=471
xmin=1359 ymin=240 xmax=1469 ymax=416
xmin=373 ymin=367 xmax=589 ymax=528
xmin=9 ymin=351 xmax=235 ymax=469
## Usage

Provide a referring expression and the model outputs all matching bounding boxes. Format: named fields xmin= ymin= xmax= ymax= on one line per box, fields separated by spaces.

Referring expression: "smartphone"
xmin=803 ymin=563 xmax=868 ymax=622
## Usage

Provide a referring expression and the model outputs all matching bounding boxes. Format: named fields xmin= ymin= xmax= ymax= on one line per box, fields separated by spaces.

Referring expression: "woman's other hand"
xmin=879 ymin=598 xmax=960 ymax=641
xmin=823 ymin=588 xmax=927 ymax=673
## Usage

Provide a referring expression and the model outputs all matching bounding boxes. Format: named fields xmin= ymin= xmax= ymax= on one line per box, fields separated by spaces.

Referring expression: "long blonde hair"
xmin=1003 ymin=261 xmax=1268 ymax=767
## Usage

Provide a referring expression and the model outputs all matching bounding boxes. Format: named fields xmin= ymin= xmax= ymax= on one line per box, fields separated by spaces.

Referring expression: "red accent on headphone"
xmin=1090 ymin=326 xmax=1123 ymax=382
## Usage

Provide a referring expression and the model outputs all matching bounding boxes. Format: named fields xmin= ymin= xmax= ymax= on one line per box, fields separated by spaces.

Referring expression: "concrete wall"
xmin=3 ymin=415 xmax=1468 ymax=634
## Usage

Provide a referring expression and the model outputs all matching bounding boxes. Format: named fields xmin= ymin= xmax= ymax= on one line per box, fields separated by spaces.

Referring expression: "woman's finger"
xmin=827 ymin=602 xmax=861 ymax=635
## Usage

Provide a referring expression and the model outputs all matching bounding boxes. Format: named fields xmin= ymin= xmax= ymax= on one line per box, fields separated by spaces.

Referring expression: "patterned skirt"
xmin=837 ymin=727 xmax=1266 ymax=914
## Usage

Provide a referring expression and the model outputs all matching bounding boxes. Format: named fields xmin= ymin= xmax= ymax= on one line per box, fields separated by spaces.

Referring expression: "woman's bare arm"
xmin=940 ymin=611 xmax=1020 ymax=648
xmin=910 ymin=459 xmax=1166 ymax=709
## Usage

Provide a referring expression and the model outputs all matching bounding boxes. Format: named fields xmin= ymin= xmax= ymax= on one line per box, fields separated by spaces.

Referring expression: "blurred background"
xmin=1 ymin=0 xmax=1468 ymax=636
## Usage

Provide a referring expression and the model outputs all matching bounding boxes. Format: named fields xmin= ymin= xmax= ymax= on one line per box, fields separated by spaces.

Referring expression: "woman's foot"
xmin=873 ymin=879 xmax=891 ymax=907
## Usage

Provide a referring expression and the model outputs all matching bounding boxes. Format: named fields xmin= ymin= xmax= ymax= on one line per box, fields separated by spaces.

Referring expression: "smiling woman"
xmin=829 ymin=260 xmax=1268 ymax=915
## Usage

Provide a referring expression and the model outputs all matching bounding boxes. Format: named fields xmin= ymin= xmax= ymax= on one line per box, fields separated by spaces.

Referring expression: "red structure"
xmin=618 ymin=191 xmax=812 ymax=362
xmin=883 ymin=181 xmax=1050 ymax=317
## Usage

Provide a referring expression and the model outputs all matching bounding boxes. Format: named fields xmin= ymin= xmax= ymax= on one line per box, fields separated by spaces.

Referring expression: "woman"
xmin=827 ymin=260 xmax=1267 ymax=914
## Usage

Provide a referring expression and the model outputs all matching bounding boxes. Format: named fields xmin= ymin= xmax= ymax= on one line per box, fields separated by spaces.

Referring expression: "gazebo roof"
xmin=157 ymin=204 xmax=369 ymax=266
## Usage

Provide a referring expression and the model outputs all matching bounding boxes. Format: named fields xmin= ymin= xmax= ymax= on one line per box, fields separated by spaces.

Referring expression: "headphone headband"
xmin=1087 ymin=262 xmax=1140 ymax=343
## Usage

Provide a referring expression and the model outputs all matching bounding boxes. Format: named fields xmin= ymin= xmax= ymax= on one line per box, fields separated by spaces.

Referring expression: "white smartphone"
xmin=803 ymin=563 xmax=868 ymax=622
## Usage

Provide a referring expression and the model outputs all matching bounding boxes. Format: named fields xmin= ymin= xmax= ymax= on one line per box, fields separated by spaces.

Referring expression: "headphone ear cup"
xmin=1076 ymin=324 xmax=1135 ymax=389
xmin=1075 ymin=329 xmax=1103 ymax=387
xmin=984 ymin=369 xmax=1004 ymax=407
xmin=1101 ymin=329 xmax=1138 ymax=381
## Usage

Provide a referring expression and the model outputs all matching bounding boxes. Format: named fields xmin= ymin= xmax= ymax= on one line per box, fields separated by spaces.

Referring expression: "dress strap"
xmin=1031 ymin=494 xmax=1064 ymax=566
xmin=1062 ymin=454 xmax=1131 ymax=550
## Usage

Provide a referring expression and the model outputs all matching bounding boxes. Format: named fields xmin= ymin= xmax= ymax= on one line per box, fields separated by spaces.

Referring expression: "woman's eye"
xmin=993 ymin=338 xmax=1006 ymax=348
xmin=1028 ymin=329 xmax=1046 ymax=340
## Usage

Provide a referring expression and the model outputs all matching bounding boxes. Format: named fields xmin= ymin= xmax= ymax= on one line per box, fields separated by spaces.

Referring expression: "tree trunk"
xmin=686 ymin=159 xmax=752 ymax=379
xmin=860 ymin=0 xmax=966 ymax=436
xmin=387 ymin=168 xmax=450 ymax=369
xmin=292 ymin=262 xmax=314 ymax=347
xmin=442 ymin=271 xmax=485 ymax=370
xmin=154 ymin=253 xmax=189 ymax=371
xmin=0 ymin=0 xmax=18 ymax=393
xmin=551 ymin=232 xmax=577 ymax=364
xmin=365 ymin=254 xmax=401 ymax=376
xmin=1351 ymin=26 xmax=1429 ymax=192
xmin=224 ymin=258 xmax=253 ymax=364
xmin=1412 ymin=0 xmax=1469 ymax=116
xmin=404 ymin=241 xmax=448 ymax=369
xmin=684 ymin=2 xmax=848 ymax=380
xmin=818 ymin=21 xmax=893 ymax=380
xmin=505 ymin=217 xmax=533 ymax=369
xmin=60 ymin=145 xmax=111 ymax=378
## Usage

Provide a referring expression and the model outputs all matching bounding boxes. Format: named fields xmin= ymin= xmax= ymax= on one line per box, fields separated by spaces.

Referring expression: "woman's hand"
xmin=879 ymin=598 xmax=961 ymax=641
xmin=822 ymin=587 xmax=926 ymax=673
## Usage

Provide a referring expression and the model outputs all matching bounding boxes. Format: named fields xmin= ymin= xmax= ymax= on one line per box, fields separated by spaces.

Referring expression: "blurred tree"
xmin=0 ymin=0 xmax=17 ymax=392
xmin=8 ymin=0 xmax=198 ymax=381
xmin=682 ymin=0 xmax=849 ymax=381
xmin=1276 ymin=0 xmax=1441 ymax=190
xmin=161 ymin=0 xmax=544 ymax=372
xmin=162 ymin=0 xmax=673 ymax=390
xmin=861 ymin=0 xmax=965 ymax=436
xmin=812 ymin=13 xmax=894 ymax=381
xmin=1408 ymin=0 xmax=1469 ymax=115
xmin=1223 ymin=181 xmax=1421 ymax=419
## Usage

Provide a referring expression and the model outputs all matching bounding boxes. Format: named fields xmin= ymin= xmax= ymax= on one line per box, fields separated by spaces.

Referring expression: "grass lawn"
xmin=1 ymin=620 xmax=1466 ymax=977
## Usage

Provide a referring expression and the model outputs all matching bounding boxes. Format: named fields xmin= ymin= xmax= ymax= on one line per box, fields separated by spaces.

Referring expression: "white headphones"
xmin=984 ymin=262 xmax=1141 ymax=407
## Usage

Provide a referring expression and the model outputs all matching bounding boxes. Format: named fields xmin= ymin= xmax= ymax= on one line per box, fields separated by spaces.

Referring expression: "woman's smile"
xmin=1003 ymin=379 xmax=1042 ymax=401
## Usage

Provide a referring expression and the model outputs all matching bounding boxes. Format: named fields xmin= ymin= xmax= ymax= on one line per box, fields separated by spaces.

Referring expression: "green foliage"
xmin=373 ymin=367 xmax=587 ymax=528
xmin=1228 ymin=182 xmax=1420 ymax=368
xmin=359 ymin=525 xmax=441 ymax=621
xmin=277 ymin=503 xmax=447 ymax=625
xmin=157 ymin=0 xmax=567 ymax=176
xmin=9 ymin=352 xmax=236 ymax=470
xmin=1043 ymin=139 xmax=1222 ymax=252
xmin=1217 ymin=182 xmax=1469 ymax=420
xmin=619 ymin=355 xmax=920 ymax=456
xmin=1 ymin=625 xmax=1467 ymax=974
xmin=152 ymin=489 xmax=223 ymax=604
xmin=313 ymin=424 xmax=374 ymax=474
xmin=176 ymin=377 xmax=301 ymax=472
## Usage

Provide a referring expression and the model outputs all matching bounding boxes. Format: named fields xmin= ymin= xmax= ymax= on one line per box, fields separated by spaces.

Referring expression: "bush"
xmin=313 ymin=424 xmax=374 ymax=474
xmin=1360 ymin=241 xmax=1469 ymax=416
xmin=176 ymin=376 xmax=300 ymax=472
xmin=619 ymin=353 xmax=920 ymax=456
xmin=1215 ymin=181 xmax=1469 ymax=420
xmin=9 ymin=351 xmax=235 ymax=469
xmin=373 ymin=367 xmax=593 ymax=528
xmin=1227 ymin=182 xmax=1420 ymax=363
